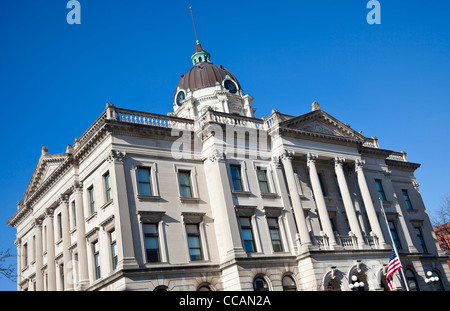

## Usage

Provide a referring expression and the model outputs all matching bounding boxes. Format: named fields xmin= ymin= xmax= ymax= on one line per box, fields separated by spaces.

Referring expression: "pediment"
xmin=278 ymin=109 xmax=366 ymax=141
xmin=22 ymin=153 xmax=69 ymax=202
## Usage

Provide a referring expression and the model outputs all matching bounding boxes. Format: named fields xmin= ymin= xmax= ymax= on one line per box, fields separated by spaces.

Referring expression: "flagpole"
xmin=378 ymin=198 xmax=410 ymax=291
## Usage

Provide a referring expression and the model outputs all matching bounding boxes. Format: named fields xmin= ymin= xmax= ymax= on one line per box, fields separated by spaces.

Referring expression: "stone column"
xmin=72 ymin=182 xmax=89 ymax=290
xmin=307 ymin=153 xmax=337 ymax=247
xmin=333 ymin=157 xmax=366 ymax=247
xmin=14 ymin=238 xmax=22 ymax=291
xmin=204 ymin=149 xmax=247 ymax=263
xmin=354 ymin=160 xmax=388 ymax=247
xmin=106 ymin=150 xmax=139 ymax=270
xmin=44 ymin=208 xmax=56 ymax=291
xmin=34 ymin=218 xmax=44 ymax=291
xmin=59 ymin=194 xmax=74 ymax=291
xmin=280 ymin=150 xmax=312 ymax=246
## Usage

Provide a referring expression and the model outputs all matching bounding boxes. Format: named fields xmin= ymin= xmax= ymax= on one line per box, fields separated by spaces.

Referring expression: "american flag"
xmin=386 ymin=249 xmax=402 ymax=291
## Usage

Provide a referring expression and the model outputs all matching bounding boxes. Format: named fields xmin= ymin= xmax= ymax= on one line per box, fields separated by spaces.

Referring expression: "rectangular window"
xmin=239 ymin=217 xmax=256 ymax=253
xmin=60 ymin=263 xmax=64 ymax=291
xmin=388 ymin=221 xmax=402 ymax=250
xmin=110 ymin=229 xmax=118 ymax=270
xmin=186 ymin=224 xmax=203 ymax=261
xmin=334 ymin=175 xmax=342 ymax=198
xmin=104 ymin=172 xmax=112 ymax=201
xmin=23 ymin=243 xmax=28 ymax=267
xmin=143 ymin=224 xmax=160 ymax=263
xmin=415 ymin=228 xmax=428 ymax=253
xmin=178 ymin=170 xmax=193 ymax=198
xmin=88 ymin=186 xmax=95 ymax=214
xmin=57 ymin=213 xmax=63 ymax=239
xmin=375 ymin=179 xmax=387 ymax=201
xmin=318 ymin=173 xmax=327 ymax=196
xmin=230 ymin=165 xmax=244 ymax=191
xmin=267 ymin=218 xmax=283 ymax=252
xmin=93 ymin=240 xmax=101 ymax=280
xmin=402 ymin=189 xmax=413 ymax=210
xmin=71 ymin=201 xmax=77 ymax=228
xmin=137 ymin=167 xmax=152 ymax=196
xmin=256 ymin=168 xmax=270 ymax=194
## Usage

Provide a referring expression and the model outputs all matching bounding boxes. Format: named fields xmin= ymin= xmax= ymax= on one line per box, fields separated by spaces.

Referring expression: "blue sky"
xmin=0 ymin=0 xmax=449 ymax=290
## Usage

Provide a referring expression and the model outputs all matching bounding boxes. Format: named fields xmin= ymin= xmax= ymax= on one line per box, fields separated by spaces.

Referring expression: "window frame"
xmin=267 ymin=217 xmax=284 ymax=253
xmin=229 ymin=164 xmax=244 ymax=191
xmin=87 ymin=185 xmax=96 ymax=215
xmin=402 ymin=189 xmax=413 ymax=210
xmin=92 ymin=240 xmax=101 ymax=280
xmin=239 ymin=216 xmax=257 ymax=253
xmin=103 ymin=171 xmax=112 ymax=202
xmin=375 ymin=179 xmax=387 ymax=201
xmin=143 ymin=223 xmax=161 ymax=263
xmin=186 ymin=224 xmax=203 ymax=261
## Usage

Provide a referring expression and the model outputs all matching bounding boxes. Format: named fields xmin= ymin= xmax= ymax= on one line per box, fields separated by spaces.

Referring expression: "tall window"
xmin=178 ymin=170 xmax=193 ymax=198
xmin=110 ymin=229 xmax=118 ymax=270
xmin=93 ymin=240 xmax=101 ymax=280
xmin=60 ymin=263 xmax=64 ymax=291
xmin=388 ymin=221 xmax=402 ymax=250
xmin=71 ymin=201 xmax=77 ymax=228
xmin=282 ymin=275 xmax=297 ymax=291
xmin=375 ymin=179 xmax=387 ymax=201
xmin=23 ymin=243 xmax=28 ymax=267
xmin=415 ymin=227 xmax=428 ymax=254
xmin=57 ymin=213 xmax=63 ymax=239
xmin=143 ymin=224 xmax=160 ymax=263
xmin=402 ymin=189 xmax=413 ymax=210
xmin=318 ymin=173 xmax=327 ymax=196
xmin=186 ymin=224 xmax=203 ymax=261
xmin=256 ymin=168 xmax=270 ymax=193
xmin=267 ymin=218 xmax=283 ymax=252
xmin=88 ymin=186 xmax=95 ymax=214
xmin=137 ymin=167 xmax=152 ymax=196
xmin=230 ymin=165 xmax=243 ymax=191
xmin=104 ymin=172 xmax=112 ymax=201
xmin=239 ymin=217 xmax=256 ymax=253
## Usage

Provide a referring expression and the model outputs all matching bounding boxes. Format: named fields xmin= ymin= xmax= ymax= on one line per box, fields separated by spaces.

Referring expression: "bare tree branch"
xmin=0 ymin=248 xmax=16 ymax=283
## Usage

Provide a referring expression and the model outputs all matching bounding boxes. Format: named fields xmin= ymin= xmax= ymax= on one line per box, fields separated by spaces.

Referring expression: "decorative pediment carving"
xmin=278 ymin=109 xmax=366 ymax=141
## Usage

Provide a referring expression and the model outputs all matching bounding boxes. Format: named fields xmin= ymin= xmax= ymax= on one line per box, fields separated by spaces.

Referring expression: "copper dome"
xmin=174 ymin=44 xmax=241 ymax=97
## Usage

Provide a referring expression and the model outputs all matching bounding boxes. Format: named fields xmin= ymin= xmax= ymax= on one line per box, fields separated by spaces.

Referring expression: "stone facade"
xmin=8 ymin=43 xmax=450 ymax=291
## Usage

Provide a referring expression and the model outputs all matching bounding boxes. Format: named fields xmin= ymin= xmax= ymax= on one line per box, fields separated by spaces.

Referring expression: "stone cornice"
xmin=276 ymin=125 xmax=364 ymax=146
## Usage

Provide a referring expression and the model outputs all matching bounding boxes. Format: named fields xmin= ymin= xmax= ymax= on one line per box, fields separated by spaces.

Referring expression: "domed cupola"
xmin=172 ymin=42 xmax=254 ymax=119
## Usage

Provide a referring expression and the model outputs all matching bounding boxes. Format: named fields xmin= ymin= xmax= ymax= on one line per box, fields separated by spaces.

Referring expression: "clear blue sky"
xmin=0 ymin=0 xmax=449 ymax=291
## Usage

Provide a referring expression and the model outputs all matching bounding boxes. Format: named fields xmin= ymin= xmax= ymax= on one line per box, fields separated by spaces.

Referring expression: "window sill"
xmin=86 ymin=211 xmax=97 ymax=223
xmin=179 ymin=197 xmax=201 ymax=203
xmin=100 ymin=199 xmax=113 ymax=209
xmin=137 ymin=195 xmax=162 ymax=201
xmin=232 ymin=190 xmax=252 ymax=196
xmin=260 ymin=192 xmax=279 ymax=198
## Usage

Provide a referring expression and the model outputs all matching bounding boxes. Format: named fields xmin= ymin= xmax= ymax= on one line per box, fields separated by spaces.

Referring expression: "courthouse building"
xmin=7 ymin=42 xmax=450 ymax=291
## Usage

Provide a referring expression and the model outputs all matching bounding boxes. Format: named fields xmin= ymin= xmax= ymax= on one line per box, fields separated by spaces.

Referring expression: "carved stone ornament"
xmin=71 ymin=181 xmax=83 ymax=193
xmin=355 ymin=159 xmax=365 ymax=172
xmin=306 ymin=153 xmax=318 ymax=166
xmin=279 ymin=150 xmax=293 ymax=163
xmin=208 ymin=149 xmax=225 ymax=163
xmin=332 ymin=157 xmax=345 ymax=168
xmin=106 ymin=150 xmax=126 ymax=164
xmin=58 ymin=194 xmax=69 ymax=205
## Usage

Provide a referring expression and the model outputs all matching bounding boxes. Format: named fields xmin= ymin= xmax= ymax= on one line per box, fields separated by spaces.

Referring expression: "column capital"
xmin=279 ymin=150 xmax=293 ymax=163
xmin=106 ymin=149 xmax=126 ymax=164
xmin=44 ymin=207 xmax=55 ymax=219
xmin=306 ymin=153 xmax=318 ymax=167
xmin=208 ymin=149 xmax=225 ymax=163
xmin=58 ymin=194 xmax=69 ymax=205
xmin=331 ymin=157 xmax=346 ymax=168
xmin=355 ymin=159 xmax=366 ymax=172
xmin=33 ymin=218 xmax=44 ymax=229
xmin=72 ymin=181 xmax=83 ymax=193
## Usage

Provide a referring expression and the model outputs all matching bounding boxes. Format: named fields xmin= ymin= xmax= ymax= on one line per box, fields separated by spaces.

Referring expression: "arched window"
xmin=282 ymin=275 xmax=297 ymax=291
xmin=154 ymin=285 xmax=168 ymax=291
xmin=198 ymin=284 xmax=212 ymax=291
xmin=405 ymin=269 xmax=420 ymax=291
xmin=253 ymin=276 xmax=269 ymax=291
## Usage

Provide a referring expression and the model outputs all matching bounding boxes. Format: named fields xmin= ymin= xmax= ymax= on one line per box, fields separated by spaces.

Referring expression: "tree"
xmin=0 ymin=248 xmax=16 ymax=282
xmin=432 ymin=193 xmax=450 ymax=256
